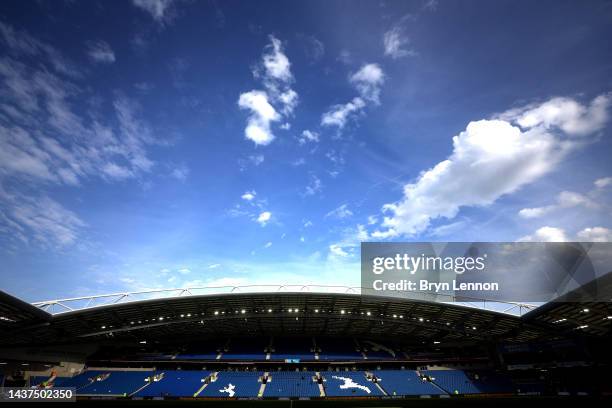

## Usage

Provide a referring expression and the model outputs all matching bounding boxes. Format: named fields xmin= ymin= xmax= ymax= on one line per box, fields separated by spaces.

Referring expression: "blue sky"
xmin=1 ymin=0 xmax=611 ymax=302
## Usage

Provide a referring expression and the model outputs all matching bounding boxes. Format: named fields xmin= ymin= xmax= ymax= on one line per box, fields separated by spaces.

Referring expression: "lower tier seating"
xmin=264 ymin=371 xmax=320 ymax=397
xmin=320 ymin=371 xmax=384 ymax=396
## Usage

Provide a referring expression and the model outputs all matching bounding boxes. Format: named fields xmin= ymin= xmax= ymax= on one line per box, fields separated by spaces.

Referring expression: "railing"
xmin=31 ymin=284 xmax=539 ymax=316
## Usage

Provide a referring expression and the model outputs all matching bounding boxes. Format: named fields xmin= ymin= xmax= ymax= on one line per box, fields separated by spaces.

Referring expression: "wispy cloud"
xmin=326 ymin=204 xmax=353 ymax=219
xmin=383 ymin=25 xmax=415 ymax=59
xmin=0 ymin=187 xmax=85 ymax=248
xmin=87 ymin=40 xmax=116 ymax=64
xmin=132 ymin=0 xmax=179 ymax=25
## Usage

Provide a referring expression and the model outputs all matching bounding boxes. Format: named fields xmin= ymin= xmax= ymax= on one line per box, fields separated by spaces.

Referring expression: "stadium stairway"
xmin=374 ymin=370 xmax=446 ymax=396
xmin=133 ymin=370 xmax=211 ymax=397
xmin=423 ymin=370 xmax=481 ymax=395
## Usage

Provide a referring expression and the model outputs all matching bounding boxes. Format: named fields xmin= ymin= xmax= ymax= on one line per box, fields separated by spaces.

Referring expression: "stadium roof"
xmin=1 ymin=285 xmax=610 ymax=349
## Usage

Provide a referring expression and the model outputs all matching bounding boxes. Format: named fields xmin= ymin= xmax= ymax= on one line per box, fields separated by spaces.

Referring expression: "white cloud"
xmin=383 ymin=26 xmax=415 ymax=59
xmin=170 ymin=164 xmax=189 ymax=181
xmin=373 ymin=95 xmax=610 ymax=237
xmin=329 ymin=244 xmax=349 ymax=257
xmin=261 ymin=36 xmax=293 ymax=84
xmin=321 ymin=97 xmax=365 ymax=129
xmin=238 ymin=90 xmax=280 ymax=145
xmin=0 ymin=188 xmax=85 ymax=248
xmin=264 ymin=241 xmax=272 ymax=248
xmin=350 ymin=63 xmax=385 ymax=104
xmin=87 ymin=40 xmax=115 ymax=64
xmin=241 ymin=191 xmax=256 ymax=201
xmin=178 ymin=268 xmax=191 ymax=274
xmin=497 ymin=94 xmax=611 ymax=137
xmin=576 ymin=227 xmax=612 ymax=242
xmin=238 ymin=36 xmax=298 ymax=145
xmin=328 ymin=224 xmax=369 ymax=259
xmin=132 ymin=0 xmax=177 ymax=24
xmin=326 ymin=204 xmax=353 ymax=219
xmin=208 ymin=263 xmax=221 ymax=269
xmin=257 ymin=211 xmax=272 ymax=226
xmin=518 ymin=226 xmax=568 ymax=242
xmin=321 ymin=63 xmax=384 ymax=130
xmin=519 ymin=190 xmax=597 ymax=219
xmin=0 ymin=30 xmax=160 ymax=187
xmin=304 ymin=174 xmax=322 ymax=196
xmin=518 ymin=226 xmax=612 ymax=242
xmin=594 ymin=177 xmax=612 ymax=189
xmin=299 ymin=130 xmax=319 ymax=144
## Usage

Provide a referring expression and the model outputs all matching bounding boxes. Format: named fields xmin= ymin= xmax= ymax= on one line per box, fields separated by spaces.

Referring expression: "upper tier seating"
xmin=264 ymin=371 xmax=320 ymax=397
xmin=175 ymin=340 xmax=221 ymax=360
xmin=360 ymin=340 xmax=399 ymax=360
xmin=374 ymin=370 xmax=446 ymax=395
xmin=221 ymin=338 xmax=268 ymax=360
xmin=198 ymin=371 xmax=263 ymax=398
xmin=317 ymin=338 xmax=363 ymax=360
xmin=321 ymin=371 xmax=383 ymax=396
xmin=270 ymin=337 xmax=315 ymax=361
xmin=134 ymin=370 xmax=210 ymax=397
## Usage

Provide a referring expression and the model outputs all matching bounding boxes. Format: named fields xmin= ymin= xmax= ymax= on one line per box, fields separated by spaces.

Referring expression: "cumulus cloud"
xmin=519 ymin=226 xmax=612 ymax=242
xmin=238 ymin=90 xmax=280 ymax=145
xmin=497 ymin=94 xmax=610 ymax=137
xmin=87 ymin=40 xmax=115 ymax=64
xmin=299 ymin=130 xmax=319 ymax=144
xmin=241 ymin=190 xmax=256 ymax=201
xmin=519 ymin=190 xmax=597 ymax=218
xmin=383 ymin=26 xmax=415 ymax=59
xmin=372 ymin=95 xmax=611 ymax=237
xmin=321 ymin=97 xmax=366 ymax=129
xmin=518 ymin=226 xmax=569 ymax=242
xmin=576 ymin=227 xmax=612 ymax=242
xmin=321 ymin=63 xmax=384 ymax=130
xmin=350 ymin=63 xmax=385 ymax=104
xmin=257 ymin=211 xmax=271 ymax=226
xmin=238 ymin=35 xmax=298 ymax=145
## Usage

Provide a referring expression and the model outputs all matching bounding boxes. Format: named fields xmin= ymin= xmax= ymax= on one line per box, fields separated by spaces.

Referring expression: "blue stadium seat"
xmin=422 ymin=370 xmax=481 ymax=394
xmin=221 ymin=338 xmax=268 ymax=360
xmin=264 ymin=371 xmax=320 ymax=397
xmin=77 ymin=370 xmax=153 ymax=396
xmin=321 ymin=371 xmax=383 ymax=396
xmin=360 ymin=340 xmax=399 ymax=360
xmin=134 ymin=370 xmax=210 ymax=397
xmin=270 ymin=337 xmax=315 ymax=361
xmin=198 ymin=371 xmax=263 ymax=398
xmin=373 ymin=370 xmax=446 ymax=396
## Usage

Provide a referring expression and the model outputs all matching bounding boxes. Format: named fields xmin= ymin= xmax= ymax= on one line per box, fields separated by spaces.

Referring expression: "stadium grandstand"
xmin=1 ymin=280 xmax=612 ymax=406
